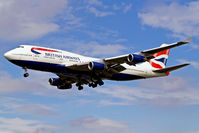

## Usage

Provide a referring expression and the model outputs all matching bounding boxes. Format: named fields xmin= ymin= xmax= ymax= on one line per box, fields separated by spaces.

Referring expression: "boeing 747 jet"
xmin=4 ymin=38 xmax=191 ymax=90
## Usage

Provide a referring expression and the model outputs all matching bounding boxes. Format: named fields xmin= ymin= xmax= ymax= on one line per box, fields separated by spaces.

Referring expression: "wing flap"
xmin=107 ymin=64 xmax=126 ymax=74
xmin=153 ymin=63 xmax=190 ymax=73
xmin=104 ymin=55 xmax=128 ymax=65
xmin=65 ymin=62 xmax=89 ymax=71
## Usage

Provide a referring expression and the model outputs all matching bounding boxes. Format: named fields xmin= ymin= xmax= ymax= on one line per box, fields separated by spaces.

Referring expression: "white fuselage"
xmin=4 ymin=45 xmax=167 ymax=81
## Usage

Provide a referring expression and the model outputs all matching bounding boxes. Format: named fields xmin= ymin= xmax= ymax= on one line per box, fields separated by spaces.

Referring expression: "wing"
xmin=65 ymin=61 xmax=126 ymax=74
xmin=105 ymin=37 xmax=191 ymax=66
xmin=139 ymin=37 xmax=192 ymax=56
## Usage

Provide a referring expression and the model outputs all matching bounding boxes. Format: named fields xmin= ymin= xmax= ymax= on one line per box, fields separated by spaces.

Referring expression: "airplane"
xmin=4 ymin=38 xmax=191 ymax=90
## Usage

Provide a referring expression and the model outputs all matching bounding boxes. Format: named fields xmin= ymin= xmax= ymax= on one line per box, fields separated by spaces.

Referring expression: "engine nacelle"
xmin=49 ymin=78 xmax=62 ymax=86
xmin=57 ymin=84 xmax=72 ymax=90
xmin=127 ymin=54 xmax=145 ymax=64
xmin=88 ymin=62 xmax=105 ymax=71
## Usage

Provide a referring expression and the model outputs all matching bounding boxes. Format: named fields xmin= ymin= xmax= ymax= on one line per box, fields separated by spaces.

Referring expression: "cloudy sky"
xmin=0 ymin=0 xmax=199 ymax=133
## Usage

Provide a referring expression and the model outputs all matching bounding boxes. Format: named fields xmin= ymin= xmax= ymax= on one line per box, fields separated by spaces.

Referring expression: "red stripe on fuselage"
xmin=31 ymin=47 xmax=59 ymax=52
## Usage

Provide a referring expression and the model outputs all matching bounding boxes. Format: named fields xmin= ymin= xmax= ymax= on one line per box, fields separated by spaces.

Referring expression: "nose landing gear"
xmin=24 ymin=73 xmax=29 ymax=77
xmin=23 ymin=67 xmax=29 ymax=77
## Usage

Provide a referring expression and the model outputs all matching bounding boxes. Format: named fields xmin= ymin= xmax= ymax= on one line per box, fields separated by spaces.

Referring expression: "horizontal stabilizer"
xmin=153 ymin=63 xmax=190 ymax=73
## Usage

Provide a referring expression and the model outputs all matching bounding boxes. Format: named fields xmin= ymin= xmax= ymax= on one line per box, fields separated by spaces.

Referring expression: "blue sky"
xmin=0 ymin=0 xmax=199 ymax=133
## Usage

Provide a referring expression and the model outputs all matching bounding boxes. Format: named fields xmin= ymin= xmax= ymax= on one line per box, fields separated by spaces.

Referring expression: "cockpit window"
xmin=18 ymin=46 xmax=24 ymax=48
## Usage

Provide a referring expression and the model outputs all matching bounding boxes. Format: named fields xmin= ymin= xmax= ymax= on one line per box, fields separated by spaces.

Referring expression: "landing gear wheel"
xmin=76 ymin=83 xmax=83 ymax=90
xmin=88 ymin=83 xmax=92 ymax=87
xmin=78 ymin=86 xmax=83 ymax=90
xmin=98 ymin=80 xmax=104 ymax=86
xmin=91 ymin=83 xmax=97 ymax=88
xmin=24 ymin=73 xmax=29 ymax=77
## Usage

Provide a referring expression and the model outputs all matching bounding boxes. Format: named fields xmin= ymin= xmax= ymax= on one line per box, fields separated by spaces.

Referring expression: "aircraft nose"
xmin=4 ymin=51 xmax=12 ymax=60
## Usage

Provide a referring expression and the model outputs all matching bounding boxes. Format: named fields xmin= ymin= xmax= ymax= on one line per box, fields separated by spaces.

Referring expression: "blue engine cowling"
xmin=49 ymin=78 xmax=62 ymax=86
xmin=127 ymin=54 xmax=145 ymax=64
xmin=88 ymin=62 xmax=105 ymax=71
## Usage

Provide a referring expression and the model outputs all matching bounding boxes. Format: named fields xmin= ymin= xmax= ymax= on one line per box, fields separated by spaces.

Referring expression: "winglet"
xmin=177 ymin=37 xmax=192 ymax=45
xmin=184 ymin=37 xmax=192 ymax=43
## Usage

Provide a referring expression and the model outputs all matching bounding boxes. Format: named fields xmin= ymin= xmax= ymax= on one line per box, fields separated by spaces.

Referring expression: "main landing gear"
xmin=76 ymin=83 xmax=83 ymax=91
xmin=88 ymin=82 xmax=97 ymax=88
xmin=88 ymin=80 xmax=104 ymax=88
xmin=76 ymin=79 xmax=104 ymax=90
xmin=23 ymin=67 xmax=29 ymax=77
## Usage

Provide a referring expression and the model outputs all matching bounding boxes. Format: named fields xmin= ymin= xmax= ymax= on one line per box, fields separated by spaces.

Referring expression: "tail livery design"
xmin=149 ymin=44 xmax=170 ymax=69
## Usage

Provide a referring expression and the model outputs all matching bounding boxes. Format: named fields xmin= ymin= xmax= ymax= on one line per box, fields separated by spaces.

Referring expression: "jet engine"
xmin=127 ymin=54 xmax=145 ymax=64
xmin=88 ymin=62 xmax=105 ymax=71
xmin=49 ymin=78 xmax=62 ymax=86
xmin=49 ymin=78 xmax=72 ymax=90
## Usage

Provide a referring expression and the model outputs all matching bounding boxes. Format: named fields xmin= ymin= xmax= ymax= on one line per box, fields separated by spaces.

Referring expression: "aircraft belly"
xmin=110 ymin=73 xmax=145 ymax=81
xmin=9 ymin=60 xmax=88 ymax=74
xmin=109 ymin=68 xmax=146 ymax=81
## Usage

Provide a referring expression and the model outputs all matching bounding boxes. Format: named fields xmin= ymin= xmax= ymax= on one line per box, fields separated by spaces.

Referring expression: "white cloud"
xmin=59 ymin=4 xmax=85 ymax=31
xmin=75 ymin=41 xmax=127 ymax=57
xmin=190 ymin=43 xmax=199 ymax=49
xmin=141 ymin=76 xmax=189 ymax=92
xmin=123 ymin=3 xmax=132 ymax=13
xmin=113 ymin=3 xmax=132 ymax=13
xmin=98 ymin=100 xmax=131 ymax=106
xmin=0 ymin=0 xmax=67 ymax=41
xmin=138 ymin=1 xmax=199 ymax=38
xmin=85 ymin=0 xmax=132 ymax=16
xmin=0 ymin=71 xmax=77 ymax=97
xmin=95 ymin=76 xmax=199 ymax=106
xmin=16 ymin=104 xmax=57 ymax=116
xmin=0 ymin=96 xmax=57 ymax=116
xmin=84 ymin=27 xmax=119 ymax=41
xmin=87 ymin=7 xmax=114 ymax=17
xmin=0 ymin=72 xmax=31 ymax=93
xmin=0 ymin=117 xmax=56 ymax=133
xmin=70 ymin=116 xmax=129 ymax=132
xmin=87 ymin=0 xmax=103 ymax=7
xmin=85 ymin=0 xmax=114 ymax=17
xmin=178 ymin=59 xmax=199 ymax=70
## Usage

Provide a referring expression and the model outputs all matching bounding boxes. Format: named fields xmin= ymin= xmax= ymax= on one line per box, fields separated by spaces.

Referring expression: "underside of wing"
xmin=64 ymin=60 xmax=126 ymax=74
xmin=66 ymin=62 xmax=90 ymax=71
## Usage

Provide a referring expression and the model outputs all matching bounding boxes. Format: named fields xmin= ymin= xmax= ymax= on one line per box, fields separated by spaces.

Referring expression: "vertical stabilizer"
xmin=149 ymin=44 xmax=170 ymax=69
